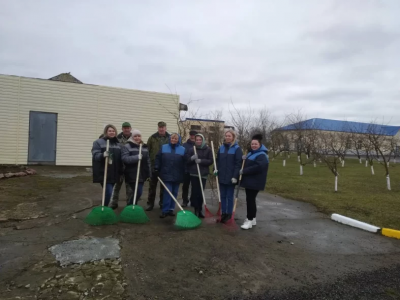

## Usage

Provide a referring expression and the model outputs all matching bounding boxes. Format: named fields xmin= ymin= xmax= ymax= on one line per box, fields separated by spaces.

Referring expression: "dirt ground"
xmin=1 ymin=166 xmax=400 ymax=300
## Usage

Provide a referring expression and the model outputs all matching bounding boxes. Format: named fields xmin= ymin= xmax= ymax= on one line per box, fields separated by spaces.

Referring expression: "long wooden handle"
xmin=234 ymin=156 xmax=247 ymax=205
xmin=211 ymin=141 xmax=221 ymax=204
xmin=194 ymin=146 xmax=207 ymax=206
xmin=157 ymin=177 xmax=185 ymax=212
xmin=101 ymin=139 xmax=110 ymax=209
xmin=132 ymin=143 xmax=142 ymax=207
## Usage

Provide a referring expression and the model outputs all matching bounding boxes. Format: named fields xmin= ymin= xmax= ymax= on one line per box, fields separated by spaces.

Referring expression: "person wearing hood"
xmin=121 ymin=129 xmax=151 ymax=205
xmin=215 ymin=129 xmax=243 ymax=223
xmin=154 ymin=133 xmax=186 ymax=218
xmin=185 ymin=133 xmax=213 ymax=218
xmin=181 ymin=130 xmax=197 ymax=207
xmin=240 ymin=134 xmax=269 ymax=230
xmin=91 ymin=124 xmax=123 ymax=207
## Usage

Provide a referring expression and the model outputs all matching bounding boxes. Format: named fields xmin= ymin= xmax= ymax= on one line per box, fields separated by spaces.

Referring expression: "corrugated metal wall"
xmin=0 ymin=74 xmax=179 ymax=166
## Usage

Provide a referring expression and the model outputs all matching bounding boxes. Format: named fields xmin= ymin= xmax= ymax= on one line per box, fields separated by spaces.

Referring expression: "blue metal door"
xmin=28 ymin=111 xmax=58 ymax=164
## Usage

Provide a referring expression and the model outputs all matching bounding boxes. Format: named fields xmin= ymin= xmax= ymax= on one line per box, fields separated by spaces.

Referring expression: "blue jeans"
xmin=220 ymin=183 xmax=235 ymax=214
xmin=100 ymin=183 xmax=115 ymax=207
xmin=162 ymin=182 xmax=179 ymax=213
xmin=128 ymin=182 xmax=144 ymax=205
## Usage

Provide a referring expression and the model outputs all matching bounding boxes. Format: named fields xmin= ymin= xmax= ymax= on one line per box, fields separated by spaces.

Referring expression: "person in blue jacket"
xmin=215 ymin=129 xmax=243 ymax=223
xmin=240 ymin=134 xmax=269 ymax=230
xmin=154 ymin=133 xmax=186 ymax=218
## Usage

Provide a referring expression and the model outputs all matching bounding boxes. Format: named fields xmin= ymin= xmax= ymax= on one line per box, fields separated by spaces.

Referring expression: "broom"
xmin=210 ymin=141 xmax=222 ymax=221
xmin=224 ymin=157 xmax=246 ymax=230
xmin=85 ymin=139 xmax=118 ymax=226
xmin=119 ymin=144 xmax=149 ymax=224
xmin=158 ymin=177 xmax=201 ymax=230
xmin=193 ymin=146 xmax=214 ymax=220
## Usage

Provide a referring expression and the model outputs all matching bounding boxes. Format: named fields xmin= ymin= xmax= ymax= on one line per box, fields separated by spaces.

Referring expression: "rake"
xmin=193 ymin=146 xmax=214 ymax=220
xmin=211 ymin=141 xmax=222 ymax=221
xmin=158 ymin=177 xmax=201 ymax=230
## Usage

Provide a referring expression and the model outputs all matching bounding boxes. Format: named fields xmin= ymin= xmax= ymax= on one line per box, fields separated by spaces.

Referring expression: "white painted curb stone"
xmin=331 ymin=213 xmax=380 ymax=233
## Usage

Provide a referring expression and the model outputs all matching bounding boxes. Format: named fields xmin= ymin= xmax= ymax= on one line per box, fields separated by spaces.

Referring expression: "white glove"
xmin=231 ymin=178 xmax=237 ymax=184
xmin=242 ymin=155 xmax=247 ymax=160
xmin=213 ymin=169 xmax=218 ymax=176
xmin=239 ymin=170 xmax=243 ymax=175
xmin=191 ymin=154 xmax=198 ymax=161
xmin=195 ymin=159 xmax=201 ymax=164
xmin=103 ymin=151 xmax=109 ymax=157
xmin=138 ymin=154 xmax=143 ymax=160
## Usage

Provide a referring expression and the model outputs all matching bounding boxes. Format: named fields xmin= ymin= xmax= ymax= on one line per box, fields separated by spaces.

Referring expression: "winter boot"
xmin=145 ymin=204 xmax=154 ymax=211
xmin=110 ymin=203 xmax=118 ymax=210
xmin=168 ymin=210 xmax=176 ymax=217
xmin=198 ymin=209 xmax=205 ymax=219
xmin=218 ymin=213 xmax=226 ymax=223
xmin=221 ymin=214 xmax=231 ymax=223
xmin=160 ymin=212 xmax=168 ymax=218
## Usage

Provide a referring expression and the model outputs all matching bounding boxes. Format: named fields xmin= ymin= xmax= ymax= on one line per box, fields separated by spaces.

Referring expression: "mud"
xmin=0 ymin=166 xmax=399 ymax=300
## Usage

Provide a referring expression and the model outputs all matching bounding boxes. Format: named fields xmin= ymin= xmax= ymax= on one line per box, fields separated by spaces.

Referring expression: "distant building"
xmin=0 ymin=72 xmax=187 ymax=166
xmin=179 ymin=118 xmax=225 ymax=143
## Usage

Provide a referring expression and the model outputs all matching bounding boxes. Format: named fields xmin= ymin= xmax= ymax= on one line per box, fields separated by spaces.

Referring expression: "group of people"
xmin=91 ymin=121 xmax=269 ymax=230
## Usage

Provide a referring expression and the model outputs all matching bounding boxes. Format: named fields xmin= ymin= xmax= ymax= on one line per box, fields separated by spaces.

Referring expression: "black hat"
xmin=189 ymin=130 xmax=198 ymax=136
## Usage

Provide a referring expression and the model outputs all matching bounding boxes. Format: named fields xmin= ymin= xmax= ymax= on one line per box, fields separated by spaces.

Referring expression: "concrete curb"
xmin=382 ymin=228 xmax=400 ymax=240
xmin=331 ymin=213 xmax=380 ymax=233
xmin=331 ymin=213 xmax=400 ymax=240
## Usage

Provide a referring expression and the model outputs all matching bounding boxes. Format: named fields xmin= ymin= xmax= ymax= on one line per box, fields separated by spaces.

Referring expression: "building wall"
xmin=0 ymin=74 xmax=179 ymax=166
xmin=179 ymin=119 xmax=225 ymax=141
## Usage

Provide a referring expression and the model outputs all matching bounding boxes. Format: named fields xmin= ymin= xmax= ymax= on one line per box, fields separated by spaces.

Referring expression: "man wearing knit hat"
xmin=109 ymin=122 xmax=133 ymax=209
xmin=181 ymin=130 xmax=197 ymax=207
xmin=146 ymin=121 xmax=170 ymax=211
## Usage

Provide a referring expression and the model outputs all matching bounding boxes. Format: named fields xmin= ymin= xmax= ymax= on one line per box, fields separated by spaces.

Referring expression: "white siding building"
xmin=0 ymin=73 xmax=181 ymax=166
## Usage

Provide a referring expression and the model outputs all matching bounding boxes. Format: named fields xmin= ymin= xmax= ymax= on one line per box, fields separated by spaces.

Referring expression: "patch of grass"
xmin=266 ymin=155 xmax=400 ymax=229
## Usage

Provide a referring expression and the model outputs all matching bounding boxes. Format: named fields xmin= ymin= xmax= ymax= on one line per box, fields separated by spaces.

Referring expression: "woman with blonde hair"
xmin=215 ymin=129 xmax=243 ymax=223
xmin=91 ymin=124 xmax=123 ymax=207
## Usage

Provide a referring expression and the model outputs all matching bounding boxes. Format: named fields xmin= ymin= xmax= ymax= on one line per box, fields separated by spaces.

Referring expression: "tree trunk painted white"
xmin=288 ymin=155 xmax=291 ymax=159
xmin=283 ymin=160 xmax=286 ymax=167
xmin=371 ymin=165 xmax=375 ymax=175
xmin=280 ymin=152 xmax=282 ymax=156
xmin=365 ymin=160 xmax=368 ymax=167
xmin=341 ymin=160 xmax=345 ymax=167
xmin=306 ymin=154 xmax=309 ymax=159
xmin=386 ymin=175 xmax=391 ymax=190
xmin=272 ymin=158 xmax=275 ymax=161
xmin=387 ymin=162 xmax=390 ymax=167
xmin=359 ymin=158 xmax=362 ymax=164
xmin=339 ymin=157 xmax=342 ymax=162
xmin=300 ymin=165 xmax=303 ymax=175
xmin=335 ymin=175 xmax=338 ymax=192
xmin=314 ymin=161 xmax=316 ymax=167
xmin=297 ymin=156 xmax=300 ymax=162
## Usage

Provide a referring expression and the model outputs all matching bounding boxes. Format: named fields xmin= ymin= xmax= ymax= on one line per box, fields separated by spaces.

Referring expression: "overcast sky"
xmin=1 ymin=0 xmax=400 ymax=125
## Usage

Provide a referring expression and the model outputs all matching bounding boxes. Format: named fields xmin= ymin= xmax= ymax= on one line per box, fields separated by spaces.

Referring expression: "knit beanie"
xmin=131 ymin=129 xmax=141 ymax=136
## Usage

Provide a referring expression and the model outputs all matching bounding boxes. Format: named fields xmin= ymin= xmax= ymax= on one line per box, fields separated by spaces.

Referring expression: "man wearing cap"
xmin=181 ymin=130 xmax=197 ymax=207
xmin=109 ymin=122 xmax=133 ymax=209
xmin=146 ymin=121 xmax=170 ymax=211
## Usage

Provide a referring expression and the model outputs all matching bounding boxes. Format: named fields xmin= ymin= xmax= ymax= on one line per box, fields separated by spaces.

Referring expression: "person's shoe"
xmin=110 ymin=203 xmax=118 ymax=210
xmin=218 ymin=213 xmax=226 ymax=223
xmin=182 ymin=202 xmax=188 ymax=208
xmin=168 ymin=211 xmax=176 ymax=217
xmin=243 ymin=218 xmax=257 ymax=226
xmin=198 ymin=210 xmax=205 ymax=219
xmin=241 ymin=220 xmax=253 ymax=230
xmin=221 ymin=214 xmax=232 ymax=223
xmin=160 ymin=212 xmax=168 ymax=218
xmin=145 ymin=204 xmax=154 ymax=211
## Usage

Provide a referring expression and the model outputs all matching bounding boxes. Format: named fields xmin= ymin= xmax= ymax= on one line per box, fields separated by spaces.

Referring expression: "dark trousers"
xmin=128 ymin=182 xmax=144 ymax=205
xmin=245 ymin=188 xmax=259 ymax=220
xmin=190 ymin=176 xmax=207 ymax=210
xmin=182 ymin=173 xmax=191 ymax=203
xmin=100 ymin=183 xmax=115 ymax=207
xmin=148 ymin=172 xmax=164 ymax=207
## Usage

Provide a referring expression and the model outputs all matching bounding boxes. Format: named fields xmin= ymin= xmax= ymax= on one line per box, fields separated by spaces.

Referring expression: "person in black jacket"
xmin=91 ymin=124 xmax=123 ymax=207
xmin=121 ymin=129 xmax=151 ymax=206
xmin=154 ymin=133 xmax=186 ymax=218
xmin=216 ymin=130 xmax=243 ymax=223
xmin=185 ymin=134 xmax=213 ymax=218
xmin=240 ymin=134 xmax=269 ymax=230
xmin=181 ymin=130 xmax=197 ymax=207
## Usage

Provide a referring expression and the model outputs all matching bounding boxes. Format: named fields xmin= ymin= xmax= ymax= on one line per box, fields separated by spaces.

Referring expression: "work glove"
xmin=138 ymin=154 xmax=143 ymax=160
xmin=191 ymin=154 xmax=198 ymax=161
xmin=213 ymin=169 xmax=218 ymax=176
xmin=103 ymin=151 xmax=110 ymax=157
xmin=242 ymin=155 xmax=247 ymax=160
xmin=239 ymin=170 xmax=243 ymax=175
xmin=195 ymin=159 xmax=201 ymax=164
xmin=231 ymin=178 xmax=237 ymax=184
